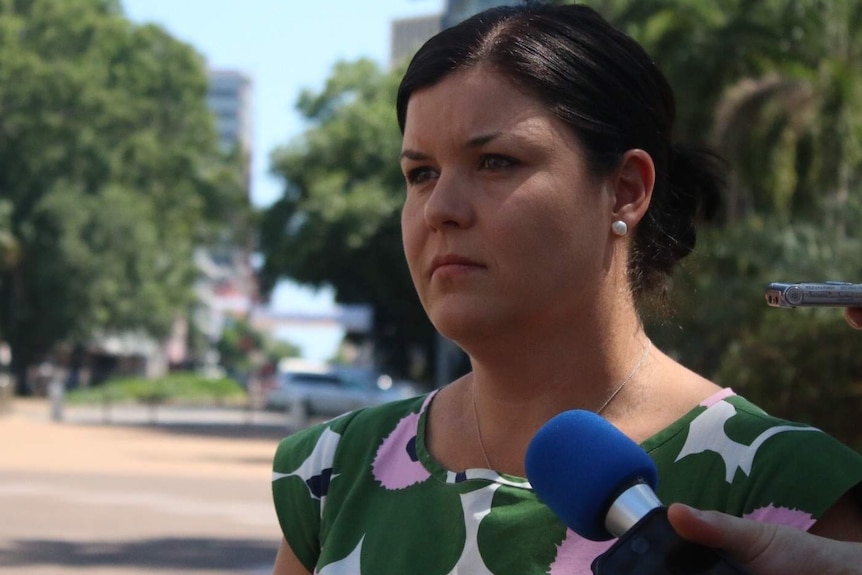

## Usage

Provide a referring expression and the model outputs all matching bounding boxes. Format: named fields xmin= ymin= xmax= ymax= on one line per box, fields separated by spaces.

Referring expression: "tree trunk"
xmin=0 ymin=273 xmax=26 ymax=395
xmin=12 ymin=353 xmax=29 ymax=396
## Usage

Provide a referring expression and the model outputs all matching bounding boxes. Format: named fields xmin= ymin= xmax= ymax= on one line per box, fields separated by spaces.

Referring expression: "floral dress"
xmin=272 ymin=388 xmax=862 ymax=575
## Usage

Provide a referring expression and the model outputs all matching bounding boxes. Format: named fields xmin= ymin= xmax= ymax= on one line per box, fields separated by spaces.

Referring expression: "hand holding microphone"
xmin=525 ymin=410 xmax=748 ymax=574
xmin=668 ymin=503 xmax=862 ymax=575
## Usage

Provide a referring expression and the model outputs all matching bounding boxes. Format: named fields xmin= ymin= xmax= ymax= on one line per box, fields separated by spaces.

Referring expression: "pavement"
xmin=0 ymin=397 xmax=306 ymax=575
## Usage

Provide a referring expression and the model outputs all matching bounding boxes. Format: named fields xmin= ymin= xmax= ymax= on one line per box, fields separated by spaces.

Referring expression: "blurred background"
xmin=0 ymin=0 xmax=861 ymax=573
xmin=0 ymin=0 xmax=862 ymax=575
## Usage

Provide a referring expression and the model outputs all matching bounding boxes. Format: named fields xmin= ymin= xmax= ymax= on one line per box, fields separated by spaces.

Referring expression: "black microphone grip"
xmin=591 ymin=507 xmax=750 ymax=575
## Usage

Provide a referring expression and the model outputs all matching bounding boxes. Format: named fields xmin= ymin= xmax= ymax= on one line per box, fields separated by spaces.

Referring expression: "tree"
xmin=601 ymin=0 xmax=862 ymax=226
xmin=259 ymin=59 xmax=436 ymax=381
xmin=0 ymin=200 xmax=18 ymax=271
xmin=216 ymin=316 xmax=300 ymax=380
xmin=609 ymin=0 xmax=862 ymax=444
xmin=0 ymin=0 xmax=245 ymax=393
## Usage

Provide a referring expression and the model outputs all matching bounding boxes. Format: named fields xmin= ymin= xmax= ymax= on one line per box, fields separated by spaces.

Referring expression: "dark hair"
xmin=396 ymin=2 xmax=724 ymax=305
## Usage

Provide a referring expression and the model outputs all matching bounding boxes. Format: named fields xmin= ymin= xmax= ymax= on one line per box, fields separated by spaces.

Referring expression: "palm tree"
xmin=711 ymin=74 xmax=816 ymax=221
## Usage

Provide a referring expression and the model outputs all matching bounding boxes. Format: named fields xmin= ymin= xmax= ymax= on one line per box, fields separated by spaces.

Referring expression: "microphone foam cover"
xmin=525 ymin=410 xmax=658 ymax=541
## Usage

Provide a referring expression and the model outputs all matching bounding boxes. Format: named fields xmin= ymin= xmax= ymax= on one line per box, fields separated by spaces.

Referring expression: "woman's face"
xmin=400 ymin=66 xmax=618 ymax=344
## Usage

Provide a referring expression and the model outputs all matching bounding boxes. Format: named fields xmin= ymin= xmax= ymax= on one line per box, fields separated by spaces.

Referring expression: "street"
xmin=0 ymin=399 xmax=299 ymax=574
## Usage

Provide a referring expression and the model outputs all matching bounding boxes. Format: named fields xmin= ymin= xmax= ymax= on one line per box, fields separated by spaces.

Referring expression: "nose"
xmin=424 ymin=171 xmax=475 ymax=231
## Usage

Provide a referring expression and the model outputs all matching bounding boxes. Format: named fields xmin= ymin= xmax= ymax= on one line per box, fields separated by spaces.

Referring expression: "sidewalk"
xmin=0 ymin=397 xmax=300 ymax=574
xmin=33 ymin=397 xmax=299 ymax=435
xmin=2 ymin=397 xmax=300 ymax=476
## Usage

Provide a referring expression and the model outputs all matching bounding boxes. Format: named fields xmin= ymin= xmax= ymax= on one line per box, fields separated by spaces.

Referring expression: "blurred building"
xmin=442 ymin=0 xmax=519 ymax=29
xmin=196 ymin=71 xmax=369 ymax=368
xmin=161 ymin=69 xmax=258 ymax=372
xmin=207 ymin=70 xmax=253 ymax=171
xmin=389 ymin=0 xmax=521 ymax=68
xmin=390 ymin=14 xmax=442 ymax=68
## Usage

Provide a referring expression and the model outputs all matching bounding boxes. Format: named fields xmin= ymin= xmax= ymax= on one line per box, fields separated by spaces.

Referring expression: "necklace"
xmin=470 ymin=338 xmax=652 ymax=470
xmin=471 ymin=382 xmax=494 ymax=470
xmin=596 ymin=338 xmax=652 ymax=415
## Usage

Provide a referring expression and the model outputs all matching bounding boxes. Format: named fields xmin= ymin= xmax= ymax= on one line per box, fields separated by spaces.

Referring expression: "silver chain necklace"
xmin=471 ymin=339 xmax=652 ymax=470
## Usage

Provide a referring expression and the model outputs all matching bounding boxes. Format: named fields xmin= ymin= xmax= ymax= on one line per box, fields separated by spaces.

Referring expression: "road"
xmin=0 ymin=398 xmax=301 ymax=575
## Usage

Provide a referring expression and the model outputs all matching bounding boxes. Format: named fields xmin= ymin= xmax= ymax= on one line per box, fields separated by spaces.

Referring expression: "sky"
xmin=121 ymin=0 xmax=444 ymax=361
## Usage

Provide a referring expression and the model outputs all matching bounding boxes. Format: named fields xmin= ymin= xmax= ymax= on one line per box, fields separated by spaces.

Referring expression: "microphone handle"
xmin=591 ymin=507 xmax=750 ymax=575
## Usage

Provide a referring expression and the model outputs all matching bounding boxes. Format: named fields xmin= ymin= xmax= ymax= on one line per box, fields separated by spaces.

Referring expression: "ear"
xmin=608 ymin=149 xmax=655 ymax=230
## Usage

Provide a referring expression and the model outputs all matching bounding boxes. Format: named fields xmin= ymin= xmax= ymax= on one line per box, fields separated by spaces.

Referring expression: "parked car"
xmin=263 ymin=364 xmax=420 ymax=418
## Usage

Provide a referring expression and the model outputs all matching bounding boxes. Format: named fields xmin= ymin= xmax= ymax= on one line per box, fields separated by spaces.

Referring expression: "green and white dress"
xmin=272 ymin=388 xmax=862 ymax=575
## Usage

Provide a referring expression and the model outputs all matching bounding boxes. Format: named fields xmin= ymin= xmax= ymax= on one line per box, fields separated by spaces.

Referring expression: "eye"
xmin=479 ymin=154 xmax=518 ymax=171
xmin=405 ymin=166 xmax=438 ymax=186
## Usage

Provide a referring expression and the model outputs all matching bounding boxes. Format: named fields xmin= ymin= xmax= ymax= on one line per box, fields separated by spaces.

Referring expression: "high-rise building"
xmin=207 ymin=70 xmax=253 ymax=156
xmin=390 ymin=1 xmax=521 ymax=69
xmin=390 ymin=14 xmax=442 ymax=68
xmin=178 ymin=69 xmax=258 ymax=370
xmin=442 ymin=0 xmax=520 ymax=29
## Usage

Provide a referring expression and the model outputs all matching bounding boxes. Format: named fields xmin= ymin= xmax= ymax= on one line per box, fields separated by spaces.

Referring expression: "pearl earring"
xmin=611 ymin=220 xmax=628 ymax=236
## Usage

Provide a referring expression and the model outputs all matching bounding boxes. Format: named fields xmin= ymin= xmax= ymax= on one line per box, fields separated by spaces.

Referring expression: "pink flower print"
xmin=549 ymin=528 xmax=615 ymax=575
xmin=744 ymin=504 xmax=815 ymax=531
xmin=372 ymin=412 xmax=431 ymax=489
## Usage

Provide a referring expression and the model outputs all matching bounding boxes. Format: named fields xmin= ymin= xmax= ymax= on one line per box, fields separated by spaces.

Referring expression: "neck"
xmin=462 ymin=322 xmax=651 ymax=475
xmin=467 ymin=313 xmax=647 ymax=401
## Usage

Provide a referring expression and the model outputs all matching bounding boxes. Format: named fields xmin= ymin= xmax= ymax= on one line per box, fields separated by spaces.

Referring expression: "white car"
xmin=264 ymin=365 xmax=420 ymax=418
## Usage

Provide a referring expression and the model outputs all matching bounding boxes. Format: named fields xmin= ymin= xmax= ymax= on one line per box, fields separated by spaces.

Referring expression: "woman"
xmin=271 ymin=4 xmax=862 ymax=574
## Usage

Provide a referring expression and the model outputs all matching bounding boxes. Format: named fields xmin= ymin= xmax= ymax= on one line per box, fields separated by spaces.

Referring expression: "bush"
xmin=66 ymin=372 xmax=247 ymax=406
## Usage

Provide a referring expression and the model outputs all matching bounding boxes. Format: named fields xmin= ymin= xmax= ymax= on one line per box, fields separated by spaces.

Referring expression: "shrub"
xmin=66 ymin=372 xmax=247 ymax=406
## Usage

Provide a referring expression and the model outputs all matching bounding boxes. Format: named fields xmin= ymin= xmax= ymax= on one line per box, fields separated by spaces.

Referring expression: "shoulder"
xmin=648 ymin=389 xmax=862 ymax=525
xmin=270 ymin=392 xmax=433 ymax=571
xmin=681 ymin=393 xmax=851 ymax=456
xmin=647 ymin=389 xmax=822 ymax=449
xmin=652 ymin=390 xmax=862 ymax=471
xmin=272 ymin=393 xmax=432 ymax=475
xmin=718 ymin=393 xmax=862 ymax=482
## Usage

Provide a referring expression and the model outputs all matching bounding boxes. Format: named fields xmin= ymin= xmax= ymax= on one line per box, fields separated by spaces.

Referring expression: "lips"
xmin=430 ymin=254 xmax=484 ymax=278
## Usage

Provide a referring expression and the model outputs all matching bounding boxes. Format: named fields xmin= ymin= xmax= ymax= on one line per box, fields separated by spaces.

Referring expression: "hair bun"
xmin=631 ymin=144 xmax=726 ymax=300
xmin=669 ymin=143 xmax=724 ymax=224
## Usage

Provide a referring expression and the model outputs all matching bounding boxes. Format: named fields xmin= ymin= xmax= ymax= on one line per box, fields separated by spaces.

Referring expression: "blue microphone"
xmin=526 ymin=410 xmax=748 ymax=574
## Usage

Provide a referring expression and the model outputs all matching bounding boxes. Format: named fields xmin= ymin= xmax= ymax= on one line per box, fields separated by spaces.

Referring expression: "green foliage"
xmin=266 ymin=338 xmax=302 ymax=365
xmin=216 ymin=318 xmax=264 ymax=373
xmin=0 ymin=0 xmax=248 ymax=388
xmin=216 ymin=316 xmax=300 ymax=375
xmin=0 ymin=199 xmax=18 ymax=273
xmin=259 ymin=59 xmax=434 ymax=380
xmin=598 ymin=0 xmax=862 ymax=224
xmin=606 ymin=0 xmax=842 ymax=140
xmin=648 ymin=195 xmax=862 ymax=445
xmin=65 ymin=372 xmax=247 ymax=405
xmin=649 ymin=207 xmax=862 ymax=368
xmin=583 ymin=0 xmax=862 ymax=444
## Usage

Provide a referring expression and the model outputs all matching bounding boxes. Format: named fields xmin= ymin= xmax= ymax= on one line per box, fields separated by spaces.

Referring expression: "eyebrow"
xmin=465 ymin=132 xmax=501 ymax=148
xmin=399 ymin=132 xmax=502 ymax=162
xmin=399 ymin=149 xmax=427 ymax=162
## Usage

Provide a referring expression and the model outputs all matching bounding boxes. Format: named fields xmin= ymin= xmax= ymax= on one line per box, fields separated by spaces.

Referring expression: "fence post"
xmin=48 ymin=377 xmax=65 ymax=421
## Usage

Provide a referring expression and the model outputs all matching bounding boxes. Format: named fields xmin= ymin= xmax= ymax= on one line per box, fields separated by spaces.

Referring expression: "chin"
xmin=431 ymin=308 xmax=509 ymax=348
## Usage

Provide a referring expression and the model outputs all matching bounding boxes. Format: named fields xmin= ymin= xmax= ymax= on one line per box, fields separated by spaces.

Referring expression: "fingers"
xmin=668 ymin=503 xmax=862 ymax=575
xmin=666 ymin=503 xmax=774 ymax=564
